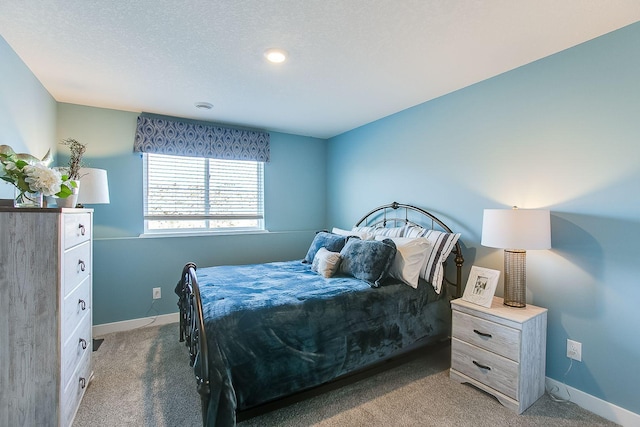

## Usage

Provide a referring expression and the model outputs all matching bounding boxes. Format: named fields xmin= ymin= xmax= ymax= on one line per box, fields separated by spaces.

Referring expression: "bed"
xmin=176 ymin=202 xmax=464 ymax=426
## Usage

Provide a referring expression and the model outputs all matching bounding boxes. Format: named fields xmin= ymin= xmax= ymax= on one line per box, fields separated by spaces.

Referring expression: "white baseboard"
xmin=546 ymin=377 xmax=639 ymax=427
xmin=93 ymin=312 xmax=179 ymax=337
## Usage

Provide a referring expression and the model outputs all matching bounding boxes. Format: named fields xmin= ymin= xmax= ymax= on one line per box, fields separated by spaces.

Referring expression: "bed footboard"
xmin=177 ymin=262 xmax=210 ymax=426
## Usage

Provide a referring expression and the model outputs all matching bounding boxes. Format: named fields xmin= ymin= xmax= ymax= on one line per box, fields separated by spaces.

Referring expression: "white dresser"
xmin=0 ymin=208 xmax=93 ymax=427
xmin=450 ymin=296 xmax=547 ymax=414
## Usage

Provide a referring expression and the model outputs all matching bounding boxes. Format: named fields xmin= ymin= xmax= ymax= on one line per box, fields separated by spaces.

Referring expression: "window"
xmin=143 ymin=153 xmax=264 ymax=233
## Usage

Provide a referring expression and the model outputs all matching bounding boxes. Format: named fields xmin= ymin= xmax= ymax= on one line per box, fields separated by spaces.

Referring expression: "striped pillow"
xmin=404 ymin=226 xmax=461 ymax=293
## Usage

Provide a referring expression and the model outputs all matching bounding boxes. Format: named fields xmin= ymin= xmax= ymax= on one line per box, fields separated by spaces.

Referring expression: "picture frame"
xmin=462 ymin=266 xmax=501 ymax=308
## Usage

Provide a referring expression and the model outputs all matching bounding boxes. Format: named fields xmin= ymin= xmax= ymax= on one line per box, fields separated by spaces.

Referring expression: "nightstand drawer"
xmin=451 ymin=337 xmax=518 ymax=400
xmin=63 ymin=213 xmax=92 ymax=249
xmin=452 ymin=311 xmax=521 ymax=362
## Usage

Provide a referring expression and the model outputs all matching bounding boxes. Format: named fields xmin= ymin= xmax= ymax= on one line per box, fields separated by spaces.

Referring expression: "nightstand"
xmin=450 ymin=296 xmax=547 ymax=414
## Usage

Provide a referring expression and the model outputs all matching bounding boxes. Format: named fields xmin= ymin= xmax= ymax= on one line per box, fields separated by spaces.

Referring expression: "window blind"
xmin=144 ymin=153 xmax=264 ymax=231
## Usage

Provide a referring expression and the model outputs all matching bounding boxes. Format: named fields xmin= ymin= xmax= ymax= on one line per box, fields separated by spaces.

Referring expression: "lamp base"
xmin=503 ymin=299 xmax=526 ymax=308
xmin=503 ymin=249 xmax=526 ymax=308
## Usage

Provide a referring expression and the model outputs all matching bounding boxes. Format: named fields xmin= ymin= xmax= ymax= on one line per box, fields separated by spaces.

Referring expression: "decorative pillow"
xmin=339 ymin=238 xmax=397 ymax=287
xmin=311 ymin=247 xmax=342 ymax=278
xmin=402 ymin=228 xmax=461 ymax=293
xmin=302 ymin=231 xmax=348 ymax=264
xmin=375 ymin=236 xmax=433 ymax=289
xmin=332 ymin=227 xmax=374 ymax=240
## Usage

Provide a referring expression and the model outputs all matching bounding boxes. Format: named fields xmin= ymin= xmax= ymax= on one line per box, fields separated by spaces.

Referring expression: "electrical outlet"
xmin=152 ymin=287 xmax=162 ymax=300
xmin=567 ymin=339 xmax=582 ymax=361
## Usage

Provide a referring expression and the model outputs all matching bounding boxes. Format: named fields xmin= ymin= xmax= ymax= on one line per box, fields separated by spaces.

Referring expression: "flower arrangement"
xmin=0 ymin=145 xmax=74 ymax=204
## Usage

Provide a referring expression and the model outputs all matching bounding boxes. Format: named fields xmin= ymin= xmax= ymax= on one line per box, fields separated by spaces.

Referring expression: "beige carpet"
xmin=74 ymin=323 xmax=618 ymax=427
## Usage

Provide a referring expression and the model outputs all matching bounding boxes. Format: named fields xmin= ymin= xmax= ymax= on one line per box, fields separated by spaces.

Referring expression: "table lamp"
xmin=481 ymin=207 xmax=551 ymax=308
xmin=77 ymin=168 xmax=110 ymax=206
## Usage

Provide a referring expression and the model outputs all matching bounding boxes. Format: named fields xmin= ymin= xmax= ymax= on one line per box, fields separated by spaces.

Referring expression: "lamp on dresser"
xmin=481 ymin=207 xmax=551 ymax=308
xmin=77 ymin=168 xmax=110 ymax=206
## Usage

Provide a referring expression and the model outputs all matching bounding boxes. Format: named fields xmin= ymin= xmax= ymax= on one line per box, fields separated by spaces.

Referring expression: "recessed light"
xmin=264 ymin=48 xmax=288 ymax=63
xmin=195 ymin=102 xmax=213 ymax=110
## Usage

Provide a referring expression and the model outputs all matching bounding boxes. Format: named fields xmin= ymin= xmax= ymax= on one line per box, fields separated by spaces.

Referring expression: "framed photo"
xmin=462 ymin=266 xmax=500 ymax=308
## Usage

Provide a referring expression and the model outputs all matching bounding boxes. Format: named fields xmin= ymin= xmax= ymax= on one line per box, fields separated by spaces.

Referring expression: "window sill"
xmin=138 ymin=229 xmax=270 ymax=238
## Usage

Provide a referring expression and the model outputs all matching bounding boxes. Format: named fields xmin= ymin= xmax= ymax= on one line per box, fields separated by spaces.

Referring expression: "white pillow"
xmin=332 ymin=227 xmax=373 ymax=240
xmin=352 ymin=226 xmax=406 ymax=238
xmin=375 ymin=236 xmax=433 ymax=288
xmin=311 ymin=247 xmax=342 ymax=278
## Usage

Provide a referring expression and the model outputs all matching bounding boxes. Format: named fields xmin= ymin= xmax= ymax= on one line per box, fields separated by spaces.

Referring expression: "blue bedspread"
xmin=195 ymin=261 xmax=451 ymax=426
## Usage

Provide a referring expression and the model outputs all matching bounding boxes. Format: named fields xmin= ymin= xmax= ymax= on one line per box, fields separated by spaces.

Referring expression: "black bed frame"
xmin=177 ymin=202 xmax=464 ymax=425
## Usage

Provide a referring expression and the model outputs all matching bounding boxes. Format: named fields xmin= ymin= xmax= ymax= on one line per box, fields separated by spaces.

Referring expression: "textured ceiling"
xmin=1 ymin=1 xmax=639 ymax=139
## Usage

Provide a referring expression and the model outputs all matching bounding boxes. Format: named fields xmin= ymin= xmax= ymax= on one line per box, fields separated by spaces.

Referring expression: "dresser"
xmin=450 ymin=296 xmax=547 ymax=414
xmin=0 ymin=208 xmax=93 ymax=427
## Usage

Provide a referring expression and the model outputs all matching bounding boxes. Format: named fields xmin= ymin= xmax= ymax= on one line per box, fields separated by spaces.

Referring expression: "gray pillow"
xmin=302 ymin=231 xmax=348 ymax=264
xmin=339 ymin=238 xmax=397 ymax=287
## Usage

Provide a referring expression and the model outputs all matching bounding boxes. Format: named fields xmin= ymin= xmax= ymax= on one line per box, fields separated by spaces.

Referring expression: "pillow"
xmin=332 ymin=227 xmax=374 ymax=240
xmin=302 ymin=231 xmax=348 ymax=264
xmin=371 ymin=226 xmax=405 ymax=238
xmin=402 ymin=225 xmax=428 ymax=238
xmin=352 ymin=226 xmax=406 ymax=238
xmin=374 ymin=236 xmax=433 ymax=289
xmin=413 ymin=229 xmax=461 ymax=293
xmin=399 ymin=225 xmax=461 ymax=292
xmin=339 ymin=238 xmax=397 ymax=287
xmin=311 ymin=247 xmax=342 ymax=278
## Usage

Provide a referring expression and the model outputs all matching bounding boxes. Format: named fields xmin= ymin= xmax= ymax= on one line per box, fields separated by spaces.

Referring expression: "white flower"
xmin=23 ymin=163 xmax=63 ymax=196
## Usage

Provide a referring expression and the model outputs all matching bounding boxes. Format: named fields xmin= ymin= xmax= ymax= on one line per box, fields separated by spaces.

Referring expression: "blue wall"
xmin=0 ymin=36 xmax=57 ymax=199
xmin=327 ymin=23 xmax=640 ymax=415
xmin=56 ymin=103 xmax=327 ymax=324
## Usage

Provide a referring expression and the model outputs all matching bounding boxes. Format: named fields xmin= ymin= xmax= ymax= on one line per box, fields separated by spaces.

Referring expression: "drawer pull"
xmin=79 ymin=377 xmax=87 ymax=389
xmin=472 ymin=360 xmax=491 ymax=371
xmin=473 ymin=329 xmax=492 ymax=338
xmin=78 ymin=260 xmax=86 ymax=271
xmin=79 ymin=338 xmax=88 ymax=350
xmin=79 ymin=299 xmax=86 ymax=310
xmin=79 ymin=224 xmax=86 ymax=235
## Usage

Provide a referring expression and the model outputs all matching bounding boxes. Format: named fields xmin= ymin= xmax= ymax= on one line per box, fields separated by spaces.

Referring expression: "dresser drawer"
xmin=452 ymin=310 xmax=521 ymax=362
xmin=61 ymin=348 xmax=91 ymax=427
xmin=62 ymin=277 xmax=91 ymax=343
xmin=451 ymin=338 xmax=519 ymax=400
xmin=62 ymin=314 xmax=92 ymax=393
xmin=63 ymin=213 xmax=92 ymax=249
xmin=63 ymin=241 xmax=91 ymax=297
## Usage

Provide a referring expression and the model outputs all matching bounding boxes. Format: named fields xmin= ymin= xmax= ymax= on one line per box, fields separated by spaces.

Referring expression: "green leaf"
xmin=14 ymin=159 xmax=28 ymax=169
xmin=56 ymin=184 xmax=73 ymax=198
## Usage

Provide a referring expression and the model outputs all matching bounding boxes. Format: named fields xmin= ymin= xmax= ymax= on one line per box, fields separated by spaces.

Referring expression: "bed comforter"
xmin=188 ymin=260 xmax=451 ymax=426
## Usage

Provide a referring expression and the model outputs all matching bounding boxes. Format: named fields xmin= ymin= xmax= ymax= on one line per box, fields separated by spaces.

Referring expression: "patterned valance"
xmin=134 ymin=114 xmax=270 ymax=162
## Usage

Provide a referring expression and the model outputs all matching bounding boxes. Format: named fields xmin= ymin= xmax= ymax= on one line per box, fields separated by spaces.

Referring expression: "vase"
xmin=56 ymin=180 xmax=80 ymax=208
xmin=14 ymin=188 xmax=43 ymax=208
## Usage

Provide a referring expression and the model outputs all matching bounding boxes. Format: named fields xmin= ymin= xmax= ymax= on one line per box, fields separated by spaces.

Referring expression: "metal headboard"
xmin=354 ymin=201 xmax=464 ymax=297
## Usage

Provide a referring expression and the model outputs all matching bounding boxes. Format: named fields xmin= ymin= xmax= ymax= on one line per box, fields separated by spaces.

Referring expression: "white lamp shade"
xmin=481 ymin=208 xmax=551 ymax=250
xmin=77 ymin=168 xmax=110 ymax=204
